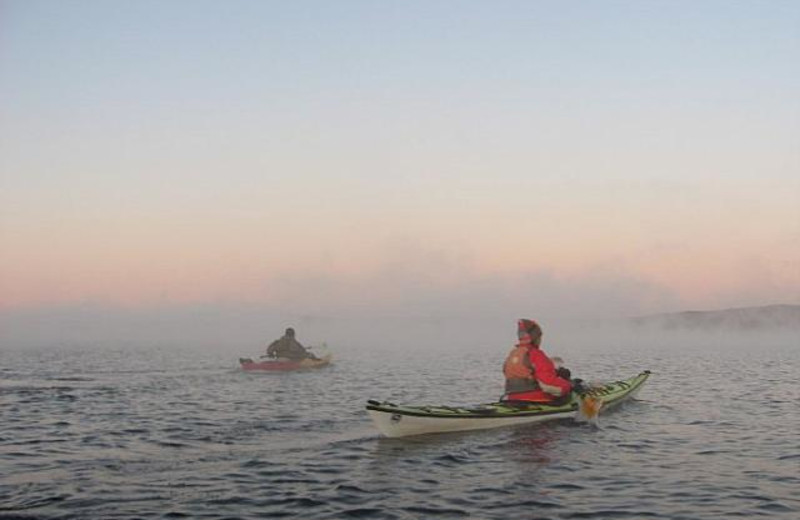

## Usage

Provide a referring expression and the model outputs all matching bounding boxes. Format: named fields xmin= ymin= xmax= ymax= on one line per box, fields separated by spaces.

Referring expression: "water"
xmin=1 ymin=339 xmax=798 ymax=519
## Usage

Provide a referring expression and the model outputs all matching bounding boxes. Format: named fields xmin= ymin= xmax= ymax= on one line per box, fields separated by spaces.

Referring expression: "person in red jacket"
xmin=502 ymin=319 xmax=572 ymax=403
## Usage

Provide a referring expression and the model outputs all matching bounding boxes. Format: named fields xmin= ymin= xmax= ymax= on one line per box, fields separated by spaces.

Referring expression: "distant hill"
xmin=631 ymin=304 xmax=800 ymax=331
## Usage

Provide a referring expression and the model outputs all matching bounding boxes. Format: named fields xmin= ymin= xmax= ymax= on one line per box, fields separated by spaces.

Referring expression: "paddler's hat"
xmin=517 ymin=319 xmax=542 ymax=347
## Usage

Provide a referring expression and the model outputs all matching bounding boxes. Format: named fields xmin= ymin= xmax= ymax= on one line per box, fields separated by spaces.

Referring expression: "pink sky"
xmin=2 ymin=2 xmax=799 ymax=318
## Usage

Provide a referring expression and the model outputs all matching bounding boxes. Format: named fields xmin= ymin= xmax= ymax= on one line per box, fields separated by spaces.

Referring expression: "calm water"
xmin=1 ymin=339 xmax=798 ymax=519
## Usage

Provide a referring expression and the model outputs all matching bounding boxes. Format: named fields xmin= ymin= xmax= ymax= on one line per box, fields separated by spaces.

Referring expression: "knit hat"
xmin=517 ymin=319 xmax=543 ymax=346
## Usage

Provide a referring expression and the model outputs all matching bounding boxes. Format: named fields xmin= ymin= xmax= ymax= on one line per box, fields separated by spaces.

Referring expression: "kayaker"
xmin=264 ymin=328 xmax=318 ymax=361
xmin=502 ymin=319 xmax=572 ymax=404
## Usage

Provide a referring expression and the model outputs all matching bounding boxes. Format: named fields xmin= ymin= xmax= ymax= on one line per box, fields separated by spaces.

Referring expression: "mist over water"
xmin=3 ymin=0 xmax=798 ymax=516
xmin=1 ymin=328 xmax=798 ymax=519
xmin=4 ymin=301 xmax=797 ymax=353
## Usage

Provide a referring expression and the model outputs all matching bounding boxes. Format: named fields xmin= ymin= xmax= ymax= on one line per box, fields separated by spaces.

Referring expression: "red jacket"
xmin=505 ymin=346 xmax=572 ymax=402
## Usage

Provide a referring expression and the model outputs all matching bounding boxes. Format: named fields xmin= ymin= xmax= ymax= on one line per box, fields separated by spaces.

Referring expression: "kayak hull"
xmin=366 ymin=370 xmax=649 ymax=438
xmin=239 ymin=354 xmax=332 ymax=371
xmin=367 ymin=407 xmax=577 ymax=438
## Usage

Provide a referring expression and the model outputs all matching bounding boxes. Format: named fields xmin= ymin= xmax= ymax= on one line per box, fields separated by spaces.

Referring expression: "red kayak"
xmin=239 ymin=354 xmax=332 ymax=372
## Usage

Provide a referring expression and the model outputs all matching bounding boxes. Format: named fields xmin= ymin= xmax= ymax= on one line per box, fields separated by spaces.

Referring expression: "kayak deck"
xmin=366 ymin=370 xmax=650 ymax=437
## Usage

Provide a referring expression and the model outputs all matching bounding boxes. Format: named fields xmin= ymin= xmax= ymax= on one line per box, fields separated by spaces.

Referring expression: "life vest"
xmin=503 ymin=344 xmax=540 ymax=393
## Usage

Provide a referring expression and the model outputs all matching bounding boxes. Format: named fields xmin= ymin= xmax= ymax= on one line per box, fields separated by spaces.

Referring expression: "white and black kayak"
xmin=366 ymin=370 xmax=650 ymax=438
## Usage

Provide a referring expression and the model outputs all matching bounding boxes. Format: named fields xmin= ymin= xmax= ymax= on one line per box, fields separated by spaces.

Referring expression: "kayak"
xmin=366 ymin=370 xmax=650 ymax=438
xmin=239 ymin=354 xmax=332 ymax=371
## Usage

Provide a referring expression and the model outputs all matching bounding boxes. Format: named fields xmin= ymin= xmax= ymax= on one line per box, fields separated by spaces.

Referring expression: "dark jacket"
xmin=266 ymin=335 xmax=310 ymax=361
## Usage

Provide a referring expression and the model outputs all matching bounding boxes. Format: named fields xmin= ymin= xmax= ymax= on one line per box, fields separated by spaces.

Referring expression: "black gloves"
xmin=556 ymin=367 xmax=572 ymax=380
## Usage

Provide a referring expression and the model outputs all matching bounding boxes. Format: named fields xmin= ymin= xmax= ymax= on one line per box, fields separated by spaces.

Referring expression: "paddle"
xmin=550 ymin=358 xmax=600 ymax=421
xmin=570 ymin=376 xmax=603 ymax=422
xmin=576 ymin=393 xmax=602 ymax=422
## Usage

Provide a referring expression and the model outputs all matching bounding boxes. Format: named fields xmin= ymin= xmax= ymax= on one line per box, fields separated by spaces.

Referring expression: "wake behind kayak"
xmin=366 ymin=370 xmax=650 ymax=438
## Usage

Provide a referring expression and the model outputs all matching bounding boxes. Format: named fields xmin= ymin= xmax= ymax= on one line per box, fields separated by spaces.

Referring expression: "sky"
xmin=1 ymin=0 xmax=799 ymax=341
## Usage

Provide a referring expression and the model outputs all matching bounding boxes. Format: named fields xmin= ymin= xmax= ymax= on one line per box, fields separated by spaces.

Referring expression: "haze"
xmin=1 ymin=1 xmax=798 ymax=349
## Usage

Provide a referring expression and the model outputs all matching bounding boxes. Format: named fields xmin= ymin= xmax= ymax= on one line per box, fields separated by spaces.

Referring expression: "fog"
xmin=0 ymin=302 xmax=586 ymax=351
xmin=0 ymin=268 xmax=674 ymax=350
xmin=2 ymin=298 xmax=797 ymax=358
xmin=3 ymin=267 xmax=797 ymax=354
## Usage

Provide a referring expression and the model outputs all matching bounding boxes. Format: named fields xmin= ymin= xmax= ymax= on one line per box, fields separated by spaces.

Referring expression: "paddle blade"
xmin=577 ymin=395 xmax=602 ymax=422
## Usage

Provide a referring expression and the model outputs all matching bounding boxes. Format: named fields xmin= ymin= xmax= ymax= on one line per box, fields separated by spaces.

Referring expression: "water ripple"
xmin=1 ymin=344 xmax=798 ymax=519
